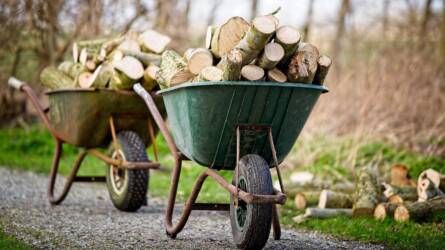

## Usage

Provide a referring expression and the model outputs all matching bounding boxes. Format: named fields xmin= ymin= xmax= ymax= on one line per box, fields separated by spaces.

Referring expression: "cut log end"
xmin=267 ymin=68 xmax=287 ymax=82
xmin=198 ymin=66 xmax=223 ymax=82
xmin=114 ymin=56 xmax=144 ymax=80
xmin=185 ymin=48 xmax=214 ymax=75
xmin=276 ymin=25 xmax=301 ymax=45
xmin=394 ymin=205 xmax=410 ymax=222
xmin=78 ymin=72 xmax=93 ymax=88
xmin=374 ymin=203 xmax=397 ymax=220
xmin=294 ymin=193 xmax=307 ymax=210
xmin=257 ymin=43 xmax=284 ymax=70
xmin=388 ymin=195 xmax=404 ymax=204
xmin=139 ymin=29 xmax=171 ymax=54
xmin=211 ymin=16 xmax=249 ymax=58
xmin=252 ymin=15 xmax=277 ymax=35
xmin=241 ymin=65 xmax=264 ymax=81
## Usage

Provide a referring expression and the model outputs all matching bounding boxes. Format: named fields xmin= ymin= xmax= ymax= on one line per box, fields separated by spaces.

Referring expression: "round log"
xmin=143 ymin=64 xmax=160 ymax=91
xmin=287 ymin=43 xmax=320 ymax=83
xmin=241 ymin=64 xmax=264 ymax=81
xmin=210 ymin=17 xmax=249 ymax=58
xmin=197 ymin=66 xmax=223 ymax=82
xmin=312 ymin=55 xmax=332 ymax=85
xmin=267 ymin=68 xmax=287 ymax=82
xmin=139 ymin=29 xmax=171 ymax=54
xmin=294 ymin=191 xmax=320 ymax=210
xmin=275 ymin=25 xmax=301 ymax=66
xmin=218 ymin=48 xmax=243 ymax=81
xmin=256 ymin=42 xmax=284 ymax=70
xmin=184 ymin=48 xmax=214 ymax=75
xmin=40 ymin=66 xmax=75 ymax=89
xmin=374 ymin=203 xmax=398 ymax=220
xmin=394 ymin=197 xmax=445 ymax=222
xmin=318 ymin=189 xmax=353 ymax=209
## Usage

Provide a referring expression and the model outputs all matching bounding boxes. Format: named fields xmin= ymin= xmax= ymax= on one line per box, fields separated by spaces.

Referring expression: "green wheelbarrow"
xmin=8 ymin=77 xmax=166 ymax=212
xmin=134 ymin=81 xmax=328 ymax=249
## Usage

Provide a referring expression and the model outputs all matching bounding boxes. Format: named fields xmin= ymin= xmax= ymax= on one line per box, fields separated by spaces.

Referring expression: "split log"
xmin=79 ymin=48 xmax=88 ymax=65
xmin=318 ymin=190 xmax=353 ymax=209
xmin=394 ymin=197 xmax=445 ymax=222
xmin=287 ymin=43 xmax=319 ymax=83
xmin=382 ymin=182 xmax=417 ymax=201
xmin=108 ymin=50 xmax=124 ymax=64
xmin=387 ymin=195 xmax=404 ymax=204
xmin=374 ymin=203 xmax=398 ymax=220
xmin=294 ymin=191 xmax=320 ymax=210
xmin=418 ymin=169 xmax=445 ymax=192
xmin=117 ymin=39 xmax=140 ymax=52
xmin=210 ymin=17 xmax=250 ymax=58
xmin=40 ymin=66 xmax=75 ymax=89
xmin=217 ymin=48 xmax=243 ymax=81
xmin=109 ymin=56 xmax=144 ymax=90
xmin=312 ymin=55 xmax=332 ymax=85
xmin=72 ymin=42 xmax=79 ymax=63
xmin=184 ymin=48 xmax=214 ymax=75
xmin=139 ymin=29 xmax=171 ymax=54
xmin=91 ymin=64 xmax=115 ymax=88
xmin=391 ymin=164 xmax=416 ymax=187
xmin=293 ymin=208 xmax=352 ymax=223
xmin=353 ymin=165 xmax=380 ymax=217
xmin=275 ymin=25 xmax=301 ymax=66
xmin=197 ymin=66 xmax=223 ymax=82
xmin=205 ymin=26 xmax=216 ymax=50
xmin=267 ymin=68 xmax=287 ymax=82
xmin=156 ymin=50 xmax=193 ymax=88
xmin=142 ymin=64 xmax=160 ymax=91
xmin=235 ymin=15 xmax=277 ymax=64
xmin=241 ymin=65 xmax=264 ymax=81
xmin=256 ymin=42 xmax=284 ymax=70
xmin=121 ymin=49 xmax=161 ymax=66
xmin=77 ymin=71 xmax=94 ymax=88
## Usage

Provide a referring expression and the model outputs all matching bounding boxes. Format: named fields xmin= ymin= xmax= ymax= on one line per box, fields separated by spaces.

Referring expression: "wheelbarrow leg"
xmin=272 ymin=205 xmax=281 ymax=240
xmin=47 ymin=141 xmax=87 ymax=205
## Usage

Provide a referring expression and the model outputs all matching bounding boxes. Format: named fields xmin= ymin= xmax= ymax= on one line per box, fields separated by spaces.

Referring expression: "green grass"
xmin=0 ymin=228 xmax=32 ymax=250
xmin=1 ymin=126 xmax=444 ymax=249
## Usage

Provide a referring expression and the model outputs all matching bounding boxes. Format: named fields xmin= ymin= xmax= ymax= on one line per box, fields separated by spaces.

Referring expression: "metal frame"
xmin=15 ymin=83 xmax=160 ymax=205
xmin=134 ymin=84 xmax=286 ymax=240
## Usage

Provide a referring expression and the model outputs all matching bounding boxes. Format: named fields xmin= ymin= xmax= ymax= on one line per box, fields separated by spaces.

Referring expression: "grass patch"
xmin=0 ymin=227 xmax=32 ymax=250
xmin=1 ymin=126 xmax=444 ymax=249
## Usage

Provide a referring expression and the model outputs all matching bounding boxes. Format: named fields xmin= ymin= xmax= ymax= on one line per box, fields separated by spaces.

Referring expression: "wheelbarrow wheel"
xmin=230 ymin=154 xmax=273 ymax=250
xmin=106 ymin=131 xmax=149 ymax=212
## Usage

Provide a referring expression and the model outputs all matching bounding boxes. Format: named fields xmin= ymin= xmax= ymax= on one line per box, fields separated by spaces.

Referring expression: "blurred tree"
xmin=333 ymin=0 xmax=351 ymax=58
xmin=207 ymin=0 xmax=222 ymax=26
xmin=251 ymin=0 xmax=259 ymax=19
xmin=302 ymin=0 xmax=315 ymax=42
xmin=420 ymin=0 xmax=433 ymax=37
xmin=382 ymin=0 xmax=390 ymax=37
xmin=442 ymin=0 xmax=445 ymax=59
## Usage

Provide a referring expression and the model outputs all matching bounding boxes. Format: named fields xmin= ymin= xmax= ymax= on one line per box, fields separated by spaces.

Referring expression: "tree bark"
xmin=374 ymin=203 xmax=398 ymax=220
xmin=312 ymin=55 xmax=332 ymax=85
xmin=235 ymin=15 xmax=277 ymax=64
xmin=420 ymin=0 xmax=433 ymax=37
xmin=211 ymin=17 xmax=250 ymax=58
xmin=217 ymin=48 xmax=243 ymax=81
xmin=353 ymin=165 xmax=380 ymax=217
xmin=156 ymin=50 xmax=193 ymax=88
xmin=333 ymin=0 xmax=351 ymax=58
xmin=40 ymin=66 xmax=75 ymax=89
xmin=382 ymin=182 xmax=418 ymax=201
xmin=394 ymin=197 xmax=445 ymax=222
xmin=287 ymin=43 xmax=319 ymax=83
xmin=318 ymin=190 xmax=353 ymax=209
xmin=302 ymin=0 xmax=315 ymax=41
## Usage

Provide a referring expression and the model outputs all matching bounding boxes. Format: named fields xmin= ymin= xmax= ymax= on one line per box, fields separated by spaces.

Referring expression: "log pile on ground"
xmin=290 ymin=166 xmax=445 ymax=225
xmin=155 ymin=10 xmax=331 ymax=89
xmin=39 ymin=29 xmax=169 ymax=91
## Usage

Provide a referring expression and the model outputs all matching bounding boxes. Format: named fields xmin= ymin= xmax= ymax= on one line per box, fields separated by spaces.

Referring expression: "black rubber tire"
xmin=106 ymin=131 xmax=149 ymax=212
xmin=230 ymin=154 xmax=273 ymax=250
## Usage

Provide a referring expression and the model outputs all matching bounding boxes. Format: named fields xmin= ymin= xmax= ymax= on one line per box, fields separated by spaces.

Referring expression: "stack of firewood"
xmin=39 ymin=29 xmax=170 ymax=91
xmin=291 ymin=165 xmax=445 ymax=223
xmin=156 ymin=10 xmax=331 ymax=88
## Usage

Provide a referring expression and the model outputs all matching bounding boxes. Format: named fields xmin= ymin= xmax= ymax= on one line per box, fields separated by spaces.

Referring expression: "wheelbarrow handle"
xmin=8 ymin=77 xmax=25 ymax=90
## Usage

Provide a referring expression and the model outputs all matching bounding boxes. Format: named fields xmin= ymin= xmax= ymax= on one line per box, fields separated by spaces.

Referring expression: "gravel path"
xmin=0 ymin=167 xmax=384 ymax=249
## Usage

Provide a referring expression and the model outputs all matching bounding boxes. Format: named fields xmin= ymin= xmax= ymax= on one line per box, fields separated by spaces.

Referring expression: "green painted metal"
xmin=46 ymin=88 xmax=166 ymax=148
xmin=158 ymin=81 xmax=328 ymax=170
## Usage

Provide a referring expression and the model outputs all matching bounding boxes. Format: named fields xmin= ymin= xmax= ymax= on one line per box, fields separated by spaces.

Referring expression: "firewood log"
xmin=275 ymin=25 xmax=301 ymax=66
xmin=117 ymin=39 xmax=140 ymax=52
xmin=109 ymin=56 xmax=144 ymax=90
xmin=98 ymin=35 xmax=126 ymax=59
xmin=77 ymin=71 xmax=94 ymax=88
xmin=79 ymin=48 xmax=88 ymax=65
xmin=197 ymin=66 xmax=223 ymax=82
xmin=256 ymin=42 xmax=284 ymax=70
xmin=184 ymin=48 xmax=214 ymax=75
xmin=417 ymin=177 xmax=445 ymax=202
xmin=40 ymin=66 xmax=75 ymax=89
xmin=374 ymin=203 xmax=398 ymax=220
xmin=121 ymin=49 xmax=161 ymax=66
xmin=241 ymin=65 xmax=264 ymax=81
xmin=312 ymin=55 xmax=332 ymax=85
xmin=142 ymin=64 xmax=160 ymax=91
xmin=217 ymin=48 xmax=243 ymax=81
xmin=287 ymin=43 xmax=320 ymax=83
xmin=318 ymin=190 xmax=353 ymax=209
xmin=210 ymin=17 xmax=249 ymax=58
xmin=394 ymin=197 xmax=445 ymax=222
xmin=353 ymin=165 xmax=380 ymax=217
xmin=293 ymin=208 xmax=352 ymax=224
xmin=156 ymin=50 xmax=193 ymax=88
xmin=267 ymin=68 xmax=287 ymax=82
xmin=382 ymin=182 xmax=417 ymax=201
xmin=417 ymin=169 xmax=445 ymax=198
xmin=91 ymin=63 xmax=115 ymax=88
xmin=294 ymin=191 xmax=320 ymax=210
xmin=391 ymin=164 xmax=416 ymax=187
xmin=235 ymin=15 xmax=277 ymax=64
xmin=139 ymin=29 xmax=171 ymax=54
xmin=205 ymin=26 xmax=216 ymax=50
xmin=388 ymin=195 xmax=404 ymax=204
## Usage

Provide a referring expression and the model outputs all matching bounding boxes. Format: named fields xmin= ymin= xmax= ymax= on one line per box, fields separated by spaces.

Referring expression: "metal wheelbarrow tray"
xmin=8 ymin=78 xmax=165 ymax=212
xmin=134 ymin=81 xmax=328 ymax=249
